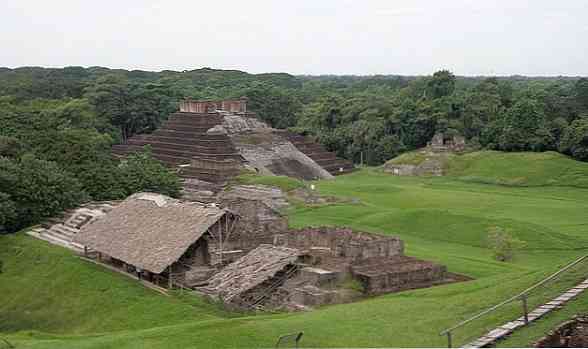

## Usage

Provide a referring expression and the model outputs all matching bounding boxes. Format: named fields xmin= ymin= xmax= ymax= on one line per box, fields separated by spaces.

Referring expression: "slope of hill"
xmin=2 ymin=168 xmax=588 ymax=348
xmin=385 ymin=150 xmax=588 ymax=188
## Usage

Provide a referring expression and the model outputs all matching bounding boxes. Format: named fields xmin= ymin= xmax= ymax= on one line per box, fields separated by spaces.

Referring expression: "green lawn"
xmin=386 ymin=150 xmax=588 ymax=188
xmin=2 ymin=165 xmax=588 ymax=348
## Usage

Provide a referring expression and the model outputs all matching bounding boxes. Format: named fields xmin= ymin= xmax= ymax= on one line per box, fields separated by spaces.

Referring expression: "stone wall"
xmin=534 ymin=316 xmax=588 ymax=347
xmin=428 ymin=132 xmax=466 ymax=153
xmin=217 ymin=185 xmax=289 ymax=254
xmin=352 ymin=256 xmax=447 ymax=295
xmin=281 ymin=227 xmax=404 ymax=263
xmin=384 ymin=164 xmax=417 ymax=176
xmin=179 ymin=98 xmax=248 ymax=114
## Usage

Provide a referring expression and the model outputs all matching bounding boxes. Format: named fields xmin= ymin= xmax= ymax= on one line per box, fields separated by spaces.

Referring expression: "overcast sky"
xmin=2 ymin=0 xmax=587 ymax=76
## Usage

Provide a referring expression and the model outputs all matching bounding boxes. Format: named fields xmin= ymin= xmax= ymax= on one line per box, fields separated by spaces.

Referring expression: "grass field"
xmin=386 ymin=150 xmax=588 ymax=188
xmin=2 ymin=154 xmax=588 ymax=348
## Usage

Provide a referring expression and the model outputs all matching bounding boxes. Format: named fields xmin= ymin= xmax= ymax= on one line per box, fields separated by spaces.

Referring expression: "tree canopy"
xmin=0 ymin=66 xmax=586 ymax=231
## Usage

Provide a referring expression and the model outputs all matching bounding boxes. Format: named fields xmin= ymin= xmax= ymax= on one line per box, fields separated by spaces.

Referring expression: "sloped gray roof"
xmin=74 ymin=192 xmax=227 ymax=274
xmin=199 ymin=244 xmax=301 ymax=301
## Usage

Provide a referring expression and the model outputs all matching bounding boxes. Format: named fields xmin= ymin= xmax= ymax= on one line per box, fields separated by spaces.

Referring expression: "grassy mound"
xmin=385 ymin=151 xmax=437 ymax=166
xmin=2 ymin=170 xmax=588 ymax=348
xmin=386 ymin=150 xmax=588 ymax=188
xmin=232 ymin=173 xmax=305 ymax=192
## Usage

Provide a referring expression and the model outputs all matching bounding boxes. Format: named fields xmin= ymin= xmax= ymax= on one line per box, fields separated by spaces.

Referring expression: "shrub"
xmin=0 ymin=192 xmax=17 ymax=233
xmin=0 ymin=136 xmax=23 ymax=158
xmin=487 ymin=226 xmax=526 ymax=261
xmin=117 ymin=149 xmax=181 ymax=198
xmin=0 ymin=155 xmax=87 ymax=232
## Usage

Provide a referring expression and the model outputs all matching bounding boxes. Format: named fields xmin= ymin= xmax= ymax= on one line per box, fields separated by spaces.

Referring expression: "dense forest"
xmin=0 ymin=66 xmax=587 ymax=233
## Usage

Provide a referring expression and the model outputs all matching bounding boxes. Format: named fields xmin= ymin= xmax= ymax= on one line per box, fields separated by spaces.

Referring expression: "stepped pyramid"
xmin=112 ymin=98 xmax=354 ymax=199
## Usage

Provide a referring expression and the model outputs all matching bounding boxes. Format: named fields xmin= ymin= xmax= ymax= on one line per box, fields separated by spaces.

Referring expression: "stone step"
xmin=168 ymin=112 xmax=224 ymax=122
xmin=159 ymin=123 xmax=217 ymax=133
xmin=463 ymin=278 xmax=588 ymax=348
xmin=181 ymin=181 xmax=221 ymax=192
xmin=64 ymin=214 xmax=92 ymax=229
xmin=321 ymin=160 xmax=355 ymax=172
xmin=117 ymin=142 xmax=240 ymax=159
xmin=152 ymin=129 xmax=204 ymax=139
xmin=113 ymin=144 xmax=200 ymax=159
xmin=306 ymin=152 xmax=338 ymax=161
xmin=126 ymin=139 xmax=238 ymax=153
xmin=179 ymin=171 xmax=235 ymax=183
xmin=165 ymin=115 xmax=223 ymax=124
xmin=179 ymin=166 xmax=241 ymax=177
xmin=52 ymin=223 xmax=77 ymax=236
xmin=133 ymin=134 xmax=229 ymax=144
xmin=44 ymin=227 xmax=76 ymax=242
xmin=113 ymin=148 xmax=191 ymax=166
xmin=39 ymin=230 xmax=74 ymax=248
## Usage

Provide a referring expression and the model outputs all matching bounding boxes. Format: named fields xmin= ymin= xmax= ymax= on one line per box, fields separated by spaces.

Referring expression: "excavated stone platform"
xmin=534 ymin=315 xmax=588 ymax=347
xmin=26 ymin=202 xmax=118 ymax=251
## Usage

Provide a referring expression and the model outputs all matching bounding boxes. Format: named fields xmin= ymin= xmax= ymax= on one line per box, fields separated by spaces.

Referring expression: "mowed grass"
xmin=447 ymin=151 xmax=588 ymax=188
xmin=2 ymin=164 xmax=588 ymax=348
xmin=386 ymin=150 xmax=588 ymax=188
xmin=233 ymin=173 xmax=305 ymax=192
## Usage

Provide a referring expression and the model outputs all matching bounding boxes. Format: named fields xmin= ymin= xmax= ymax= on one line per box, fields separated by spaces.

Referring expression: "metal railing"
xmin=275 ymin=332 xmax=303 ymax=348
xmin=439 ymin=254 xmax=588 ymax=348
xmin=0 ymin=337 xmax=14 ymax=349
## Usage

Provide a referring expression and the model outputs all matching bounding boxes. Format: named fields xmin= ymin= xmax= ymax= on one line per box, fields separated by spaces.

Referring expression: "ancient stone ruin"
xmin=383 ymin=132 xmax=466 ymax=177
xmin=196 ymin=226 xmax=459 ymax=311
xmin=428 ymin=132 xmax=466 ymax=153
xmin=384 ymin=157 xmax=444 ymax=177
xmin=26 ymin=192 xmax=463 ymax=311
xmin=25 ymin=202 xmax=117 ymax=252
xmin=534 ymin=315 xmax=588 ymax=347
xmin=112 ymin=98 xmax=354 ymax=201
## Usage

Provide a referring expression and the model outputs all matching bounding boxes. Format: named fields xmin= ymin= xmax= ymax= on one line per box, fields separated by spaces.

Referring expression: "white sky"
xmin=1 ymin=0 xmax=587 ymax=76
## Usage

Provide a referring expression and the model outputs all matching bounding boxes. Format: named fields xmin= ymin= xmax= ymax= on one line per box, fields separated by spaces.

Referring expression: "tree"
xmin=243 ymin=84 xmax=301 ymax=129
xmin=85 ymin=75 xmax=173 ymax=141
xmin=0 ymin=192 xmax=17 ymax=233
xmin=374 ymin=135 xmax=406 ymax=164
xmin=560 ymin=116 xmax=588 ymax=161
xmin=117 ymin=149 xmax=182 ymax=198
xmin=426 ymin=70 xmax=456 ymax=99
xmin=0 ymin=155 xmax=87 ymax=232
xmin=575 ymin=78 xmax=588 ymax=112
xmin=0 ymin=136 xmax=23 ymax=158
xmin=487 ymin=226 xmax=526 ymax=262
xmin=499 ymin=98 xmax=551 ymax=151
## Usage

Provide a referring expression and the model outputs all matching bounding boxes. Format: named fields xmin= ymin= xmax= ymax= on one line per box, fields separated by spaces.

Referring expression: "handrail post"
xmin=438 ymin=254 xmax=588 ymax=347
xmin=521 ymin=294 xmax=529 ymax=324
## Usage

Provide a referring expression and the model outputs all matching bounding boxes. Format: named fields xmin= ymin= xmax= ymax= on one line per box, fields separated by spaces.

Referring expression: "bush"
xmin=117 ymin=149 xmax=181 ymax=198
xmin=487 ymin=226 xmax=526 ymax=261
xmin=0 ymin=192 xmax=17 ymax=233
xmin=0 ymin=155 xmax=87 ymax=232
xmin=0 ymin=136 xmax=24 ymax=158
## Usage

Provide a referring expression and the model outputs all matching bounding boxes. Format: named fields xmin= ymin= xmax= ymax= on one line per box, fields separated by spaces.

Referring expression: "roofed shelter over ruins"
xmin=74 ymin=193 xmax=240 ymax=287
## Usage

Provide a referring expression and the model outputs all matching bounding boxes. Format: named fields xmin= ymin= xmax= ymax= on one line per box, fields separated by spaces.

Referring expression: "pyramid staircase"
xmin=112 ymin=111 xmax=354 ymax=193
xmin=112 ymin=112 xmax=243 ymax=186
xmin=283 ymin=132 xmax=355 ymax=176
